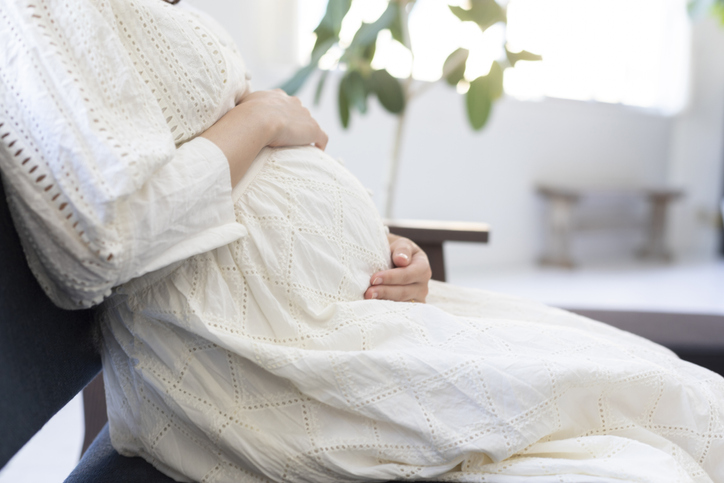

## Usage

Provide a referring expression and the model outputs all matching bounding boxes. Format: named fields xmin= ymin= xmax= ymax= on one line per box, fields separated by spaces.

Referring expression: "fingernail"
xmin=371 ymin=292 xmax=378 ymax=299
xmin=397 ymin=253 xmax=409 ymax=261
xmin=373 ymin=278 xmax=383 ymax=286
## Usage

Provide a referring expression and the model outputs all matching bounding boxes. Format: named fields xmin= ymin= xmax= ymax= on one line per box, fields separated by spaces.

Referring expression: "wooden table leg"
xmin=639 ymin=191 xmax=682 ymax=262
xmin=418 ymin=242 xmax=445 ymax=282
xmin=539 ymin=192 xmax=579 ymax=269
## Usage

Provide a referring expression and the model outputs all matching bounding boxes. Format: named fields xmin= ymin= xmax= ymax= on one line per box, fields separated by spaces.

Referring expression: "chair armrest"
xmin=384 ymin=219 xmax=490 ymax=282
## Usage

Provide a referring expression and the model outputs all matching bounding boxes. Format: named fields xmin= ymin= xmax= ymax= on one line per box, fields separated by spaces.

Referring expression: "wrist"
xmin=237 ymin=101 xmax=280 ymax=147
xmin=199 ymin=104 xmax=273 ymax=187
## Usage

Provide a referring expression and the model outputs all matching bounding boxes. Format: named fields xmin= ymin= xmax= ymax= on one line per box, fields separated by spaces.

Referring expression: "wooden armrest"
xmin=383 ymin=219 xmax=490 ymax=282
xmin=384 ymin=219 xmax=490 ymax=244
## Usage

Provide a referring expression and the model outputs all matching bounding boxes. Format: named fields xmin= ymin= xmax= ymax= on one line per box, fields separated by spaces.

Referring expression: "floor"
xmin=449 ymin=258 xmax=724 ymax=315
xmin=0 ymin=394 xmax=84 ymax=483
xmin=2 ymin=258 xmax=723 ymax=482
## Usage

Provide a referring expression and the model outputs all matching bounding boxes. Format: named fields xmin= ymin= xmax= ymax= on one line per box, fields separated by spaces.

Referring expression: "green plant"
xmin=282 ymin=0 xmax=541 ymax=217
xmin=689 ymin=0 xmax=724 ymax=22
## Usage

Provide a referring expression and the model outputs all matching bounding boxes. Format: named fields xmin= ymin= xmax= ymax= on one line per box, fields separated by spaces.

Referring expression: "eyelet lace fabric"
xmin=101 ymin=146 xmax=724 ymax=483
xmin=2 ymin=1 xmax=724 ymax=481
xmin=0 ymin=0 xmax=248 ymax=308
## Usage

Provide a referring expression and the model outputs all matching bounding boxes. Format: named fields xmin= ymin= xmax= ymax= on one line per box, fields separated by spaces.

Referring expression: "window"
xmin=504 ymin=0 xmax=690 ymax=113
xmin=298 ymin=0 xmax=690 ymax=113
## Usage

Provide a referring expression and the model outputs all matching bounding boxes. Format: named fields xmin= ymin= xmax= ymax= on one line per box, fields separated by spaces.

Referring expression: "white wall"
xmin=667 ymin=18 xmax=724 ymax=261
xmin=187 ymin=0 xmax=724 ymax=271
xmin=299 ymin=80 xmax=674 ymax=268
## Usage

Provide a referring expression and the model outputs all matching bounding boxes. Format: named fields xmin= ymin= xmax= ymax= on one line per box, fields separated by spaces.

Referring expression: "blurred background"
xmin=3 ymin=0 xmax=723 ymax=480
xmin=184 ymin=0 xmax=724 ymax=313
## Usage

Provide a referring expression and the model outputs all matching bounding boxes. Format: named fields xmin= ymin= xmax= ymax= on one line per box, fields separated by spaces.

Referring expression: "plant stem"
xmin=384 ymin=109 xmax=408 ymax=218
xmin=383 ymin=0 xmax=414 ymax=218
xmin=409 ymin=52 xmax=468 ymax=100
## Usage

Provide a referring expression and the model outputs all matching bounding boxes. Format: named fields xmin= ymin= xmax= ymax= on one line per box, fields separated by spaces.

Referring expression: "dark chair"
xmin=0 ymin=179 xmax=490 ymax=482
xmin=5 ymin=177 xmax=723 ymax=481
xmin=0 ymin=181 xmax=176 ymax=482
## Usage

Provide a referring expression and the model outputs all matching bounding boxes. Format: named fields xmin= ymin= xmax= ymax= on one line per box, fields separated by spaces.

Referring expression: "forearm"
xmin=200 ymin=103 xmax=273 ymax=187
xmin=200 ymin=89 xmax=328 ymax=188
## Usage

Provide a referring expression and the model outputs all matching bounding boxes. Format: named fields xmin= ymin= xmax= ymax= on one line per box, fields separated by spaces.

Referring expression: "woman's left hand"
xmin=364 ymin=234 xmax=432 ymax=303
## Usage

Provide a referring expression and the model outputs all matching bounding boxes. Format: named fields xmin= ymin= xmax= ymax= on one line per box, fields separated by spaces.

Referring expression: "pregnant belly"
xmin=230 ymin=146 xmax=391 ymax=315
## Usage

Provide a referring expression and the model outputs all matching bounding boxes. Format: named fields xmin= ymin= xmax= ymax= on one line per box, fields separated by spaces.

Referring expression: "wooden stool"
xmin=537 ymin=184 xmax=683 ymax=268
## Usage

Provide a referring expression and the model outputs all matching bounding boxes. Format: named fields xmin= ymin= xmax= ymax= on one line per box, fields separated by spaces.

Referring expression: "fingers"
xmin=389 ymin=238 xmax=413 ymax=268
xmin=364 ymin=235 xmax=431 ymax=303
xmin=364 ymin=283 xmax=426 ymax=303
xmin=370 ymin=257 xmax=430 ymax=287
xmin=314 ymin=129 xmax=329 ymax=151
xmin=372 ymin=252 xmax=431 ymax=287
xmin=242 ymin=89 xmax=326 ymax=150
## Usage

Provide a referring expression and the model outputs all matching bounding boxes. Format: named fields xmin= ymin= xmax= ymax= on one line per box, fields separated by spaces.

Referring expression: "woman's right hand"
xmin=201 ymin=89 xmax=327 ymax=186
xmin=240 ymin=89 xmax=328 ymax=151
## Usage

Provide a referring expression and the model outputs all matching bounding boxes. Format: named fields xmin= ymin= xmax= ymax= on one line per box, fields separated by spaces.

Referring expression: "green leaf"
xmin=313 ymin=0 xmax=352 ymax=52
xmin=348 ymin=2 xmax=398 ymax=51
xmin=313 ymin=25 xmax=335 ymax=54
xmin=361 ymin=41 xmax=377 ymax=63
xmin=279 ymin=37 xmax=335 ymax=96
xmin=338 ymin=80 xmax=350 ymax=128
xmin=463 ymin=62 xmax=503 ymax=128
xmin=342 ymin=70 xmax=368 ymax=114
xmin=505 ymin=48 xmax=543 ymax=66
xmin=715 ymin=2 xmax=724 ymax=23
xmin=687 ymin=0 xmax=699 ymax=16
xmin=370 ymin=69 xmax=405 ymax=114
xmin=443 ymin=48 xmax=469 ymax=86
xmin=310 ymin=35 xmax=338 ymax=65
xmin=466 ymin=76 xmax=493 ymax=130
xmin=487 ymin=61 xmax=504 ymax=99
xmin=389 ymin=2 xmax=406 ymax=44
xmin=449 ymin=0 xmax=506 ymax=33
xmin=448 ymin=5 xmax=474 ymax=22
xmin=323 ymin=0 xmax=352 ymax=30
xmin=314 ymin=69 xmax=329 ymax=105
xmin=280 ymin=64 xmax=317 ymax=96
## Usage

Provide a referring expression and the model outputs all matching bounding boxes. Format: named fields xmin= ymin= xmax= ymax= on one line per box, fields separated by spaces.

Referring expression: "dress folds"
xmin=1 ymin=1 xmax=723 ymax=482
xmin=100 ymin=147 xmax=724 ymax=483
xmin=0 ymin=0 xmax=248 ymax=308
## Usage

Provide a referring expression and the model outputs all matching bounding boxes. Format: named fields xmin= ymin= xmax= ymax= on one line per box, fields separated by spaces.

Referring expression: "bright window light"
xmin=504 ymin=0 xmax=690 ymax=113
xmin=298 ymin=0 xmax=690 ymax=113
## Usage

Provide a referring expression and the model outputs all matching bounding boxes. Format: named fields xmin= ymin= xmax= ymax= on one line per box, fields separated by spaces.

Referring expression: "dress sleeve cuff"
xmin=127 ymin=136 xmax=247 ymax=278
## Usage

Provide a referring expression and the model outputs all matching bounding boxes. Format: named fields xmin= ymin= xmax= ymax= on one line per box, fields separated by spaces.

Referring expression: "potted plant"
xmin=282 ymin=0 xmax=541 ymax=217
xmin=689 ymin=0 xmax=724 ymax=20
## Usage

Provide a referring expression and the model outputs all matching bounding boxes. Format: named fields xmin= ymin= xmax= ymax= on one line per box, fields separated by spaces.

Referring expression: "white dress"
xmin=2 ymin=1 xmax=724 ymax=482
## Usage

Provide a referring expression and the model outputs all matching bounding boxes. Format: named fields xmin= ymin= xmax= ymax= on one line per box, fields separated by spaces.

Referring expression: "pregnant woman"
xmin=1 ymin=0 xmax=723 ymax=482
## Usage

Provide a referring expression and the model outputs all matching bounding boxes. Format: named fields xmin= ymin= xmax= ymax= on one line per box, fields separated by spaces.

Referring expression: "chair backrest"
xmin=0 ymin=180 xmax=101 ymax=467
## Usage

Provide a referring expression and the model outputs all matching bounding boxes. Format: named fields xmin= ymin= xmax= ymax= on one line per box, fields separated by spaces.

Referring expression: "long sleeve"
xmin=0 ymin=0 xmax=248 ymax=309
